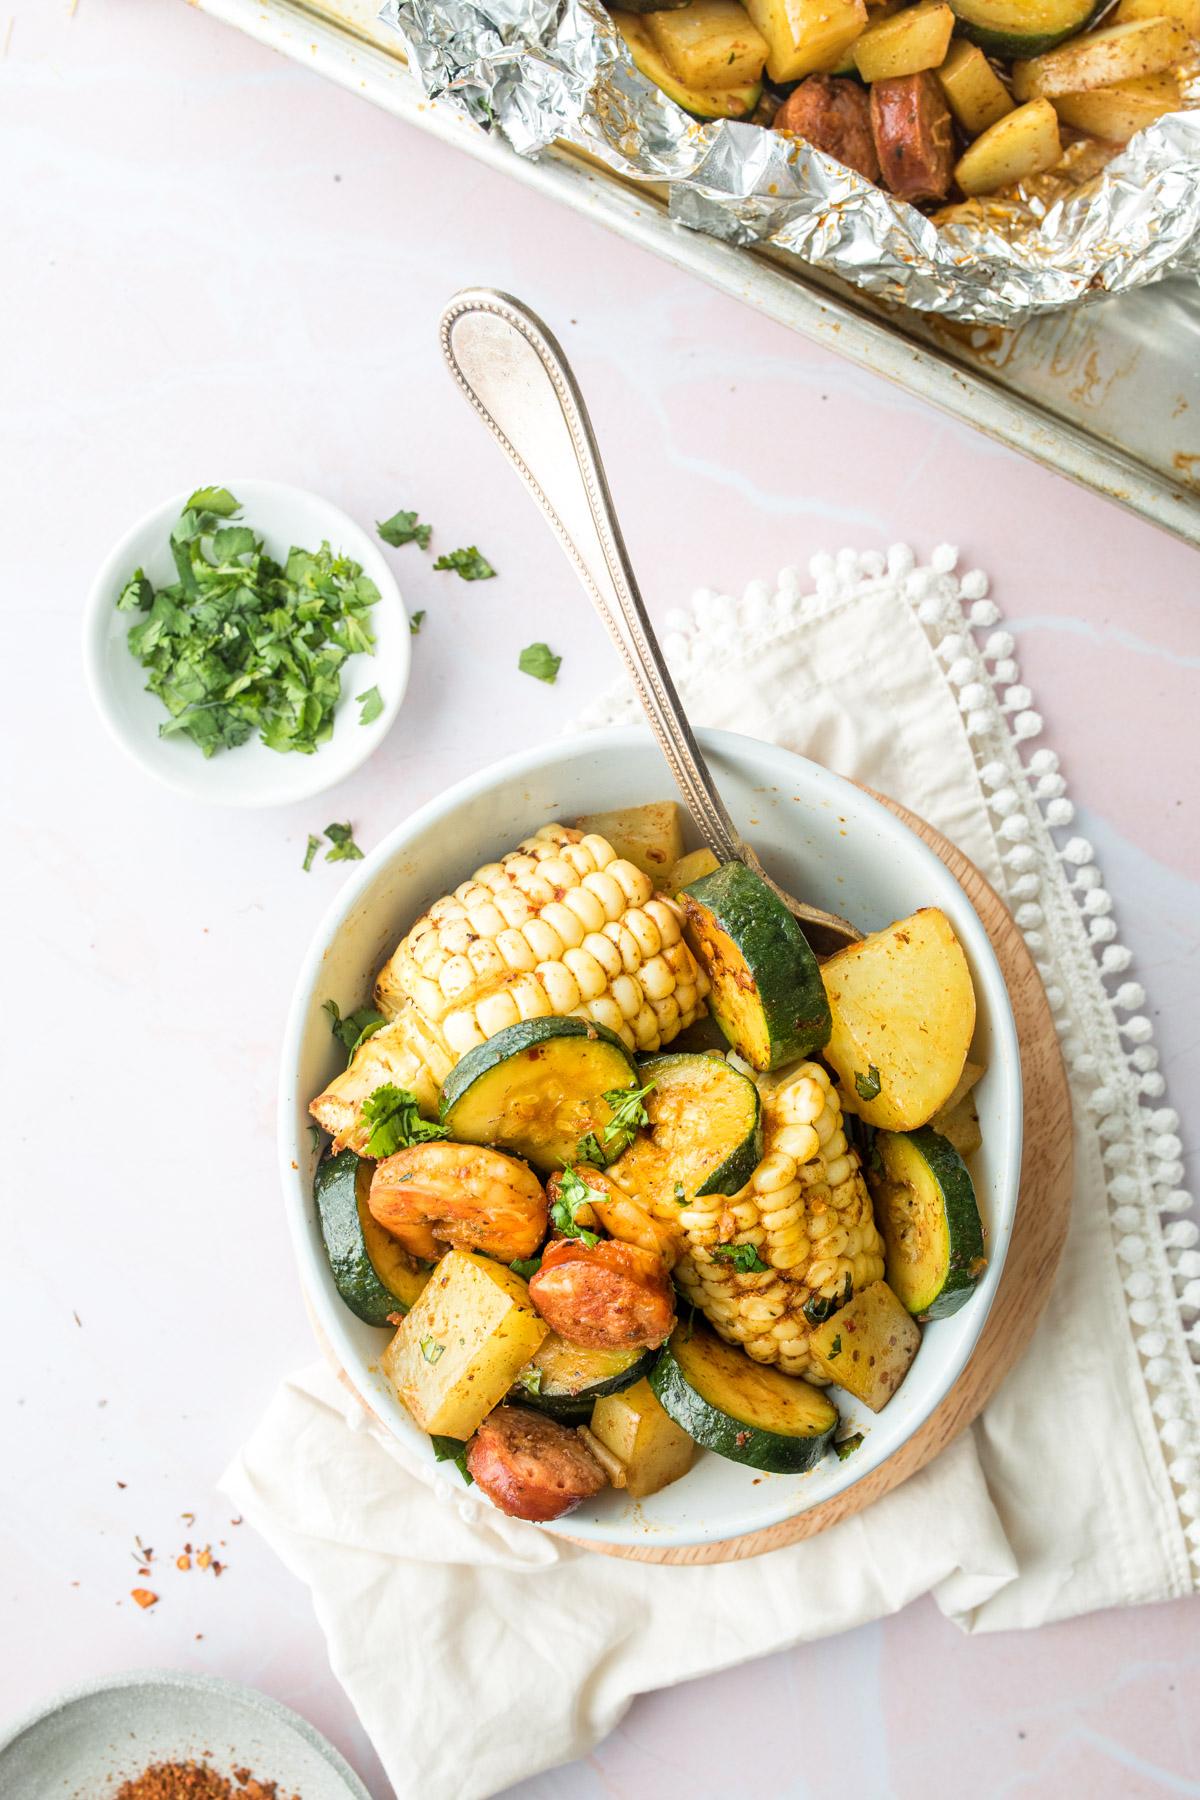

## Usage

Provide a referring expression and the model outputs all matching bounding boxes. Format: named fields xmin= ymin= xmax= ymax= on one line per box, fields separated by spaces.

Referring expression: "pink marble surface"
xmin=2 ymin=3 xmax=1197 ymax=1796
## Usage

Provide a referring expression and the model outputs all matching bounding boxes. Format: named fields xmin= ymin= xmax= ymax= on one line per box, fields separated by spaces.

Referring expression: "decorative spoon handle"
xmin=438 ymin=287 xmax=745 ymax=866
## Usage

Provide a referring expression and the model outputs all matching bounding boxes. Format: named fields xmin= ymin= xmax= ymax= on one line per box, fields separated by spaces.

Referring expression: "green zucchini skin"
xmin=870 ymin=1125 xmax=986 ymax=1321
xmin=315 ymin=1150 xmax=428 ymax=1325
xmin=438 ymin=1015 xmax=637 ymax=1172
xmin=638 ymin=1052 xmax=763 ymax=1197
xmin=649 ymin=1322 xmax=838 ymax=1473
xmin=680 ymin=862 xmax=831 ymax=1072
xmin=949 ymin=0 xmax=1108 ymax=58
xmin=516 ymin=1336 xmax=656 ymax=1420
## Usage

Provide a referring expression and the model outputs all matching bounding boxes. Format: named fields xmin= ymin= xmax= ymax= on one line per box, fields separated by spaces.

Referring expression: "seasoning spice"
xmin=112 ymin=1762 xmax=300 ymax=1800
xmin=130 ymin=1589 xmax=158 ymax=1609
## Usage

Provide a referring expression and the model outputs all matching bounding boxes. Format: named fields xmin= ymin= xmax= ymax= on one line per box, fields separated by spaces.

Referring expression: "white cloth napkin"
xmin=223 ymin=545 xmax=1199 ymax=1800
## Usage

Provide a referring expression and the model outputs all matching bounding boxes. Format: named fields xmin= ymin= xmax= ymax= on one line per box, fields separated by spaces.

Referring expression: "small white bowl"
xmin=280 ymin=727 xmax=1022 ymax=1550
xmin=83 ymin=480 xmax=409 ymax=808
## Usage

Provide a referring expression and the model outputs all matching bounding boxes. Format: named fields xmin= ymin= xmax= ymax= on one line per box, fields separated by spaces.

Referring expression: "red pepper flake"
xmin=176 ymin=1554 xmax=191 ymax=1571
xmin=117 ymin=1481 xmax=127 ymax=1489
xmin=130 ymin=1588 xmax=158 ymax=1609
xmin=196 ymin=1546 xmax=212 ymax=1570
xmin=229 ymin=1516 xmax=243 ymax=1527
xmin=734 ymin=1430 xmax=750 ymax=1448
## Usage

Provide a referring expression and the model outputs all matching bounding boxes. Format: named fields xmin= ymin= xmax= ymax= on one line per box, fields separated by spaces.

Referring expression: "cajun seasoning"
xmin=112 ymin=1762 xmax=300 ymax=1800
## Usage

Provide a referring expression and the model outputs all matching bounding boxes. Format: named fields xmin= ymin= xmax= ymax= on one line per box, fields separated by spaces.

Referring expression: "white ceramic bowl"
xmin=83 ymin=480 xmax=409 ymax=808
xmin=280 ymin=727 xmax=1022 ymax=1548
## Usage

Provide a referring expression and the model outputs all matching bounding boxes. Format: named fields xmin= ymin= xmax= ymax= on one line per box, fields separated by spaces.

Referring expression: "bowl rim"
xmin=278 ymin=724 xmax=1023 ymax=1548
xmin=81 ymin=477 xmax=410 ymax=810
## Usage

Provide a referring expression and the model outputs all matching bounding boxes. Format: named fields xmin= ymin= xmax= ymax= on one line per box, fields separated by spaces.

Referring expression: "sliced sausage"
xmin=772 ymin=76 xmax=880 ymax=184
xmin=369 ymin=1142 xmax=547 ymax=1263
xmin=529 ymin=1225 xmax=676 ymax=1350
xmin=869 ymin=72 xmax=955 ymax=204
xmin=466 ymin=1406 xmax=607 ymax=1522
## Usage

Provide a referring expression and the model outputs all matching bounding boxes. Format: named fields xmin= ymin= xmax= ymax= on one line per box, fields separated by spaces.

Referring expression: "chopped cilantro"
xmin=854 ymin=1065 xmax=882 ymax=1102
xmin=711 ymin=1243 xmax=769 ymax=1274
xmin=360 ymin=1084 xmax=450 ymax=1159
xmin=575 ymin=1081 xmax=655 ymax=1164
xmin=803 ymin=1273 xmax=853 ymax=1325
xmin=673 ymin=1181 xmax=686 ymax=1205
xmin=323 ymin=998 xmax=387 ymax=1061
xmin=409 ymin=609 xmax=426 ymax=636
xmin=419 ymin=1336 xmax=445 ymax=1365
xmin=510 ymin=1256 xmax=542 ymax=1281
xmin=835 ymin=1433 xmax=864 ymax=1462
xmin=377 ymin=509 xmax=431 ymax=550
xmin=827 ymin=1333 xmax=843 ymax=1360
xmin=302 ymin=833 xmax=321 ymax=873
xmin=518 ymin=641 xmax=561 ymax=684
xmin=116 ymin=489 xmax=381 ymax=758
xmin=356 ymin=685 xmax=384 ymax=726
xmin=323 ymin=821 xmax=364 ymax=863
xmin=430 ymin=1434 xmax=474 ymax=1484
xmin=434 ymin=545 xmax=495 ymax=581
xmin=516 ymin=1365 xmax=543 ymax=1396
xmin=551 ymin=1166 xmax=602 ymax=1246
xmin=307 ymin=1124 xmax=322 ymax=1154
xmin=576 ymin=1131 xmax=605 ymax=1166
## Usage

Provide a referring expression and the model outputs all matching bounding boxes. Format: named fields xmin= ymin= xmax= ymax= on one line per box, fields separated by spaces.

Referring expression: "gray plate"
xmin=0 ymin=1671 xmax=373 ymax=1800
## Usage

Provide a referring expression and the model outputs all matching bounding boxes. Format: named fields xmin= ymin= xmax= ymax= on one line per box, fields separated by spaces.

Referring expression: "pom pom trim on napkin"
xmin=577 ymin=543 xmax=1200 ymax=1583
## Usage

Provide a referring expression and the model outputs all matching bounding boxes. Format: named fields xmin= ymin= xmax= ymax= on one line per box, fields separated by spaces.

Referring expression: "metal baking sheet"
xmin=192 ymin=0 xmax=1200 ymax=547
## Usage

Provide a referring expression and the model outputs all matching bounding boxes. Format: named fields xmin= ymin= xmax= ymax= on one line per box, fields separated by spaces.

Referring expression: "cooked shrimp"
xmin=369 ymin=1142 xmax=548 ymax=1263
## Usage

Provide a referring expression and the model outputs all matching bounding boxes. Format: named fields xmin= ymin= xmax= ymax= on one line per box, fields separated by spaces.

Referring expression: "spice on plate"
xmin=112 ymin=1760 xmax=300 ymax=1800
xmin=130 ymin=1588 xmax=158 ymax=1609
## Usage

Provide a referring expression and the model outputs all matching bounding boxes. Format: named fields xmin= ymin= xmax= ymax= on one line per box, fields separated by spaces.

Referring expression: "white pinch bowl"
xmin=83 ymin=479 xmax=410 ymax=808
xmin=280 ymin=726 xmax=1022 ymax=1549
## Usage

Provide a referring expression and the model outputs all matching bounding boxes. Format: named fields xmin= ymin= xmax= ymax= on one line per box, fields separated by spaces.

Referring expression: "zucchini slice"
xmin=515 ymin=1333 xmax=655 ymax=1420
xmin=649 ymin=1321 xmax=838 ymax=1472
xmin=680 ymin=862 xmax=831 ymax=1072
xmin=315 ymin=1150 xmax=430 ymax=1325
xmin=607 ymin=1051 xmax=762 ymax=1210
xmin=438 ymin=1016 xmax=638 ymax=1173
xmin=949 ymin=0 xmax=1108 ymax=59
xmin=868 ymin=1126 xmax=986 ymax=1320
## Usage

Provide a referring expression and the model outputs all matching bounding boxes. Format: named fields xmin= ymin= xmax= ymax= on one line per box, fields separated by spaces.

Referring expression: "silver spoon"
xmin=438 ymin=287 xmax=860 ymax=954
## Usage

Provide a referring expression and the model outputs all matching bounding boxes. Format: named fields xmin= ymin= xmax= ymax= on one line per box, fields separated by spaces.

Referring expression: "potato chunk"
xmin=575 ymin=801 xmax=684 ymax=880
xmin=821 ymin=907 xmax=976 ymax=1131
xmin=807 ymin=1280 xmax=921 ymax=1411
xmin=381 ymin=1250 xmax=547 ymax=1439
xmin=590 ymin=1378 xmax=696 ymax=1497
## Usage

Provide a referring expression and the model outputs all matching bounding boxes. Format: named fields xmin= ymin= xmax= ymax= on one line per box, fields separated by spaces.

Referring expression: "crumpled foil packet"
xmin=380 ymin=0 xmax=1200 ymax=323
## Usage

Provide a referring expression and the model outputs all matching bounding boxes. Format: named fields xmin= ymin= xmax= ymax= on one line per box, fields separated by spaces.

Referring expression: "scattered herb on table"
xmin=322 ymin=997 xmax=387 ymax=1060
xmin=360 ymin=1084 xmax=450 ymax=1158
xmin=518 ymin=641 xmax=561 ymax=684
xmin=854 ymin=1064 xmax=882 ymax=1102
xmin=116 ymin=487 xmax=381 ymax=758
xmin=711 ymin=1243 xmax=770 ymax=1274
xmin=434 ymin=545 xmax=496 ymax=581
xmin=302 ymin=833 xmax=321 ymax=872
xmin=323 ymin=821 xmax=363 ymax=862
xmin=430 ymin=1435 xmax=474 ymax=1486
xmin=409 ymin=609 xmax=426 ymax=636
xmin=377 ymin=508 xmax=432 ymax=550
xmin=551 ymin=1167 xmax=602 ymax=1246
xmin=356 ymin=685 xmax=383 ymax=725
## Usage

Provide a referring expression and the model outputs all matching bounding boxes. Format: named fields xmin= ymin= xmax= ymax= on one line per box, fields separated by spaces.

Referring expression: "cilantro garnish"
xmin=360 ymin=1084 xmax=450 ymax=1159
xmin=116 ymin=489 xmax=381 ymax=758
xmin=419 ymin=1336 xmax=445 ymax=1365
xmin=430 ymin=1434 xmax=474 ymax=1485
xmin=854 ymin=1065 xmax=882 ymax=1102
xmin=434 ymin=545 xmax=495 ymax=581
xmin=575 ymin=1080 xmax=655 ymax=1164
xmin=551 ymin=1167 xmax=602 ymax=1246
xmin=377 ymin=509 xmax=432 ymax=550
xmin=510 ymin=1256 xmax=542 ymax=1281
xmin=356 ymin=685 xmax=383 ymax=726
xmin=409 ymin=610 xmax=426 ymax=636
xmin=835 ymin=1433 xmax=864 ymax=1461
xmin=576 ymin=1132 xmax=605 ymax=1165
xmin=323 ymin=821 xmax=364 ymax=863
xmin=827 ymin=1333 xmax=843 ymax=1360
xmin=711 ymin=1243 xmax=770 ymax=1274
xmin=516 ymin=1365 xmax=543 ymax=1396
xmin=323 ymin=998 xmax=387 ymax=1061
xmin=518 ymin=641 xmax=561 ymax=684
xmin=302 ymin=834 xmax=321 ymax=873
xmin=673 ymin=1181 xmax=686 ymax=1206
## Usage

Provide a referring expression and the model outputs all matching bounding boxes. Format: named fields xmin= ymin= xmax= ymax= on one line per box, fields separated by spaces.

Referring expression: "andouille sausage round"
xmin=466 ymin=1407 xmax=607 ymax=1522
xmin=869 ymin=72 xmax=955 ymax=205
xmin=772 ymin=76 xmax=880 ymax=184
xmin=530 ymin=1232 xmax=676 ymax=1351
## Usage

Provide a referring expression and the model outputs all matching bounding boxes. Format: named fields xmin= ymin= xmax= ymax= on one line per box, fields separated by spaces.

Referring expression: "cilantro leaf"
xmin=434 ymin=546 xmax=495 ymax=581
xmin=516 ymin=1365 xmax=543 ymax=1396
xmin=803 ymin=1273 xmax=853 ymax=1326
xmin=430 ymin=1434 xmax=474 ymax=1485
xmin=419 ymin=1336 xmax=445 ymax=1365
xmin=323 ymin=998 xmax=387 ymax=1061
xmin=377 ymin=509 xmax=432 ymax=550
xmin=600 ymin=1081 xmax=655 ymax=1156
xmin=518 ymin=641 xmax=561 ymax=685
xmin=409 ymin=610 xmax=426 ymax=636
xmin=360 ymin=1084 xmax=450 ymax=1159
xmin=827 ymin=1333 xmax=843 ymax=1360
xmin=576 ymin=1131 xmax=605 ymax=1166
xmin=323 ymin=821 xmax=364 ymax=863
xmin=673 ymin=1181 xmax=686 ymax=1205
xmin=509 ymin=1256 xmax=542 ymax=1281
xmin=116 ymin=570 xmax=154 ymax=612
xmin=834 ymin=1433 xmax=864 ymax=1462
xmin=302 ymin=834 xmax=321 ymax=873
xmin=356 ymin=685 xmax=384 ymax=726
xmin=710 ymin=1242 xmax=770 ymax=1274
xmin=184 ymin=485 xmax=241 ymax=517
xmin=854 ymin=1065 xmax=882 ymax=1102
xmin=550 ymin=1166 xmax=601 ymax=1246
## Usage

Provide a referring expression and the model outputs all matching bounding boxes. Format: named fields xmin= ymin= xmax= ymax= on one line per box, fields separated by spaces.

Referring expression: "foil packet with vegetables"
xmin=380 ymin=0 xmax=1200 ymax=321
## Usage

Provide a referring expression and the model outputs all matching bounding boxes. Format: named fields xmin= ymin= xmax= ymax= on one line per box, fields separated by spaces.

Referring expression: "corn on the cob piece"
xmin=634 ymin=1061 xmax=885 ymax=1382
xmin=374 ymin=824 xmax=709 ymax=1057
xmin=311 ymin=824 xmax=709 ymax=1148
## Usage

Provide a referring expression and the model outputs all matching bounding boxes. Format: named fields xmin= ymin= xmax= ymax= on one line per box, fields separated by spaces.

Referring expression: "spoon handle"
xmin=439 ymin=287 xmax=746 ymax=866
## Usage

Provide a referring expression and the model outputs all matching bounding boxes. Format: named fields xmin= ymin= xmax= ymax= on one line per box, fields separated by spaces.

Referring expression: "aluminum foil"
xmin=380 ymin=0 xmax=1200 ymax=321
